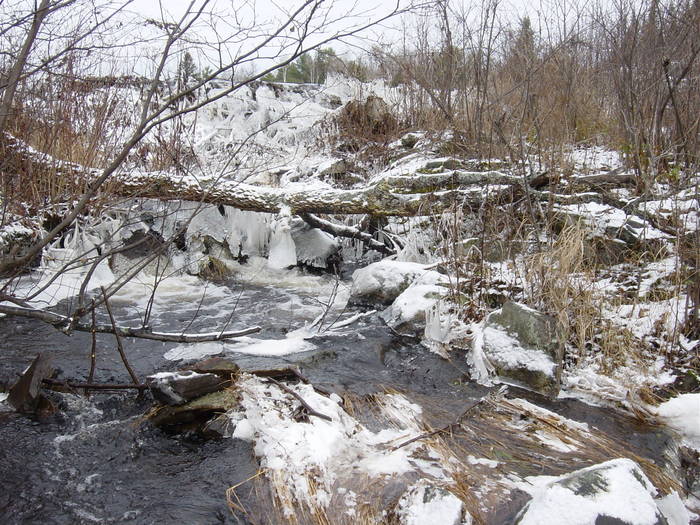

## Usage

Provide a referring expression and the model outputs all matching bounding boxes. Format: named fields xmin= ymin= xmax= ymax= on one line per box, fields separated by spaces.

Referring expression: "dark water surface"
xmin=0 ymin=277 xmax=676 ymax=524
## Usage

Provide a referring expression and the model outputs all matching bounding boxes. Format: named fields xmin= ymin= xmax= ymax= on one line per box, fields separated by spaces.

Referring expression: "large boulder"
xmin=349 ymin=260 xmax=428 ymax=307
xmin=481 ymin=301 xmax=562 ymax=397
xmin=516 ymin=458 xmax=670 ymax=525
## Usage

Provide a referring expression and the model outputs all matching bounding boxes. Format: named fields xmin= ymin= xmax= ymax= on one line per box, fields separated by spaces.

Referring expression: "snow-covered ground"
xmin=2 ymin=73 xmax=699 ymax=523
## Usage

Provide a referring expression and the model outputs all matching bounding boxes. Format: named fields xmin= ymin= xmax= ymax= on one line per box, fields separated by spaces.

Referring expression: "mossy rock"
xmin=400 ymin=134 xmax=419 ymax=149
xmin=199 ymin=256 xmax=233 ymax=281
xmin=149 ymin=389 xmax=239 ymax=428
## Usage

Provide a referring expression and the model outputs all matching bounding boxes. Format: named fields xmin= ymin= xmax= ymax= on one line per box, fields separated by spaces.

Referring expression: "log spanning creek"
xmin=0 ymin=261 xmax=690 ymax=524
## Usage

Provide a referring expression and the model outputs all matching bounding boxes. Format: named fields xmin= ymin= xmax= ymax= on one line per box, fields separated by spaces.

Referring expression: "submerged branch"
xmin=0 ymin=304 xmax=261 ymax=342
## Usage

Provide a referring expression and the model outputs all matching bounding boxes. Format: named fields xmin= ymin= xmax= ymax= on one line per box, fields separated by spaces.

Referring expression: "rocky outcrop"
xmin=481 ymin=301 xmax=562 ymax=397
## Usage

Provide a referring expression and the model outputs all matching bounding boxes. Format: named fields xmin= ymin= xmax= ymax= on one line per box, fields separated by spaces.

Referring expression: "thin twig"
xmin=87 ymin=299 xmax=97 ymax=396
xmin=265 ymin=377 xmax=332 ymax=422
xmin=101 ymin=286 xmax=140 ymax=385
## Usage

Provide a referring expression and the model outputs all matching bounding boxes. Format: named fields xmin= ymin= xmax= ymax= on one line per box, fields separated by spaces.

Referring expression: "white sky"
xmin=0 ymin=0 xmax=600 ymax=77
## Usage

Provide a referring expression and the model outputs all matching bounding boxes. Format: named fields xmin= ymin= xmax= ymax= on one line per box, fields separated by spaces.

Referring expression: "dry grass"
xmin=223 ymin=387 xmax=681 ymax=524
xmin=526 ymin=224 xmax=649 ymax=371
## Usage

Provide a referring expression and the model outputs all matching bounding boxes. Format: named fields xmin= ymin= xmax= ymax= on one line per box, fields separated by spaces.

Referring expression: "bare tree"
xmin=0 ymin=0 xmax=419 ymax=344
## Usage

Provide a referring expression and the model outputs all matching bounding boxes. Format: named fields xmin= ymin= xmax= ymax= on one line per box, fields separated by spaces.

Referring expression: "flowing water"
xmin=0 ymin=262 xmax=678 ymax=524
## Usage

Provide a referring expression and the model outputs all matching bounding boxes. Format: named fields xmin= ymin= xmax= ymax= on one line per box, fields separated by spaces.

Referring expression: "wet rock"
xmin=482 ymin=301 xmax=562 ymax=397
xmin=516 ymin=458 xmax=669 ymax=525
xmin=148 ymin=389 xmax=239 ymax=428
xmin=349 ymin=260 xmax=428 ymax=307
xmin=394 ymin=479 xmax=467 ymax=525
xmin=147 ymin=371 xmax=225 ymax=406
xmin=202 ymin=414 xmax=236 ymax=439
xmin=187 ymin=357 xmax=240 ymax=382
xmin=8 ymin=353 xmax=54 ymax=413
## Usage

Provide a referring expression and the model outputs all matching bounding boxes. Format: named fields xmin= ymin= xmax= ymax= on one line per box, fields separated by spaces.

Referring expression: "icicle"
xmin=267 ymin=205 xmax=297 ymax=269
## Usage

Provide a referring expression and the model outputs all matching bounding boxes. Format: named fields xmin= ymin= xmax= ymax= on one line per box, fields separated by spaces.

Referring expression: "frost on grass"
xmin=228 ymin=374 xmax=454 ymax=521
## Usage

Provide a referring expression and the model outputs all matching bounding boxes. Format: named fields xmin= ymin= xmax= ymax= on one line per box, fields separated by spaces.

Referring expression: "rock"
xmin=187 ymin=357 xmax=240 ymax=381
xmin=0 ymin=221 xmax=43 ymax=276
xmin=394 ymin=480 xmax=467 ymax=525
xmin=339 ymin=95 xmax=397 ymax=136
xmin=482 ymin=301 xmax=562 ymax=397
xmin=380 ymin=271 xmax=447 ymax=335
xmin=516 ymin=458 xmax=669 ymax=525
xmin=202 ymin=414 xmax=236 ymax=438
xmin=8 ymin=353 xmax=54 ymax=413
xmin=290 ymin=219 xmax=340 ymax=270
xmin=148 ymin=389 xmax=239 ymax=428
xmin=349 ymin=260 xmax=428 ymax=307
xmin=318 ymin=159 xmax=351 ymax=177
xmin=146 ymin=370 xmax=225 ymax=406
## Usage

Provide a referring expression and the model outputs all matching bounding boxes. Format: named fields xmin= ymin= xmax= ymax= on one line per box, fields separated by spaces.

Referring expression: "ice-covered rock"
xmin=516 ymin=458 xmax=670 ymax=525
xmin=290 ymin=218 xmax=339 ymax=270
xmin=481 ymin=301 xmax=562 ymax=397
xmin=380 ymin=270 xmax=448 ymax=335
xmin=349 ymin=259 xmax=428 ymax=306
xmin=394 ymin=480 xmax=469 ymax=525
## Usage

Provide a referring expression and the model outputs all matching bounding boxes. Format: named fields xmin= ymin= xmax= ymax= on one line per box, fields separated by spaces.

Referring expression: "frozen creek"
xmin=0 ymin=257 xmax=695 ymax=525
